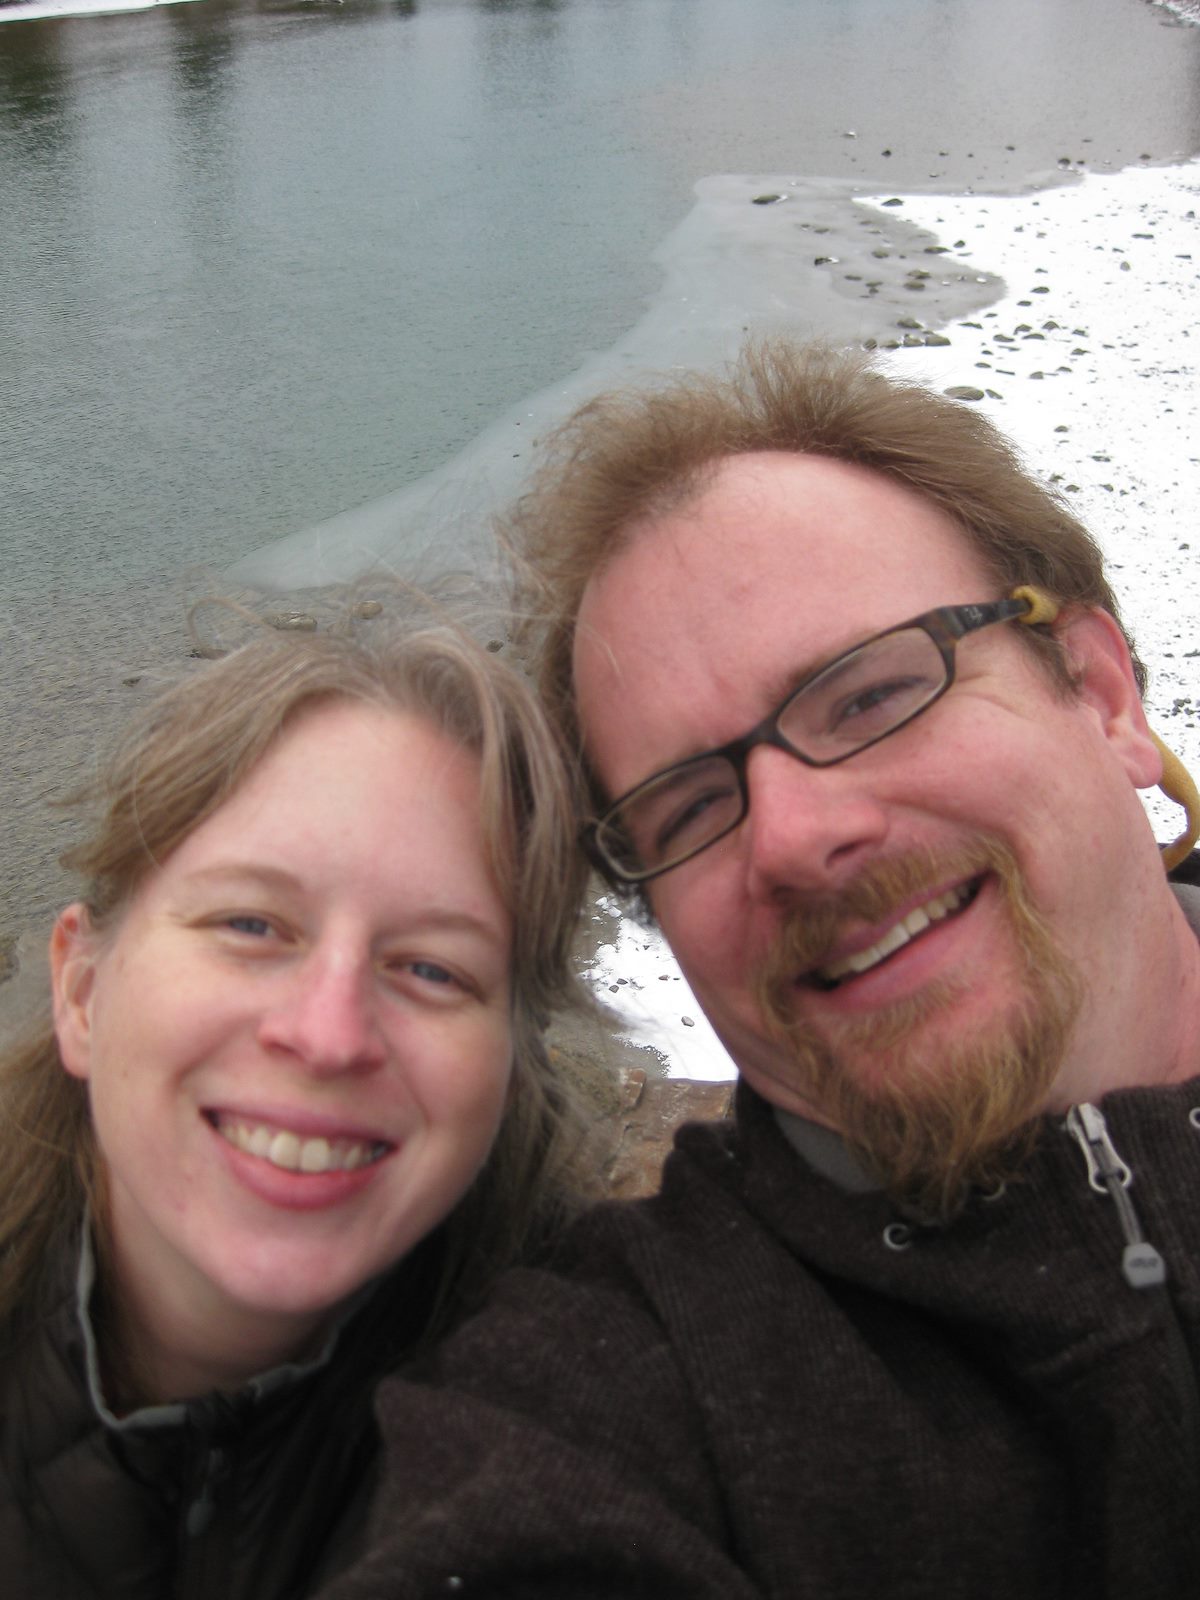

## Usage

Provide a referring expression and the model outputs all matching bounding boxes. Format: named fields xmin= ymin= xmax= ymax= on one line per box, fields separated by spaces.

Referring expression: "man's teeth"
xmin=216 ymin=1120 xmax=386 ymax=1174
xmin=818 ymin=885 xmax=972 ymax=984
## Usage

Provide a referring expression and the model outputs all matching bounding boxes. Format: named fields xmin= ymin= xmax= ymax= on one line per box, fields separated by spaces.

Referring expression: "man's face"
xmin=574 ymin=452 xmax=1157 ymax=1196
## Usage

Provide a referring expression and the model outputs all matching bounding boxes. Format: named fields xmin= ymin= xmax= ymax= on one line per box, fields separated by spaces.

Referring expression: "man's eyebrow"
xmin=762 ymin=639 xmax=856 ymax=710
xmin=766 ymin=621 xmax=902 ymax=708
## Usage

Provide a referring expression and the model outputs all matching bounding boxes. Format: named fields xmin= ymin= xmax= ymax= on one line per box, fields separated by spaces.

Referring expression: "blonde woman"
xmin=0 ymin=610 xmax=595 ymax=1597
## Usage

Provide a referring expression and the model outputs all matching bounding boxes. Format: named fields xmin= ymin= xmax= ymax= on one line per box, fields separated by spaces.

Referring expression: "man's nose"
xmin=741 ymin=744 xmax=889 ymax=902
xmin=257 ymin=946 xmax=388 ymax=1076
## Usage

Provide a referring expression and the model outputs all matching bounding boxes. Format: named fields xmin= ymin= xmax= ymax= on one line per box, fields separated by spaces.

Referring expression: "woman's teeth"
xmin=216 ymin=1119 xmax=386 ymax=1173
xmin=817 ymin=883 xmax=973 ymax=985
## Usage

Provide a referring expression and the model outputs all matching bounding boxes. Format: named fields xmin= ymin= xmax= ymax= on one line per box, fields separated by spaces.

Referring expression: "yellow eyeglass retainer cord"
xmin=1009 ymin=585 xmax=1200 ymax=872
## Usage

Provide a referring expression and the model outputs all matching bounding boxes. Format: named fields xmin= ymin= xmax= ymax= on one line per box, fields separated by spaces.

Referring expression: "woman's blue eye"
xmin=410 ymin=960 xmax=454 ymax=985
xmin=227 ymin=915 xmax=271 ymax=937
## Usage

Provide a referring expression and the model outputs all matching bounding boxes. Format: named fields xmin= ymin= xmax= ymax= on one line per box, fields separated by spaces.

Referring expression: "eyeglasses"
xmin=584 ymin=597 xmax=1034 ymax=887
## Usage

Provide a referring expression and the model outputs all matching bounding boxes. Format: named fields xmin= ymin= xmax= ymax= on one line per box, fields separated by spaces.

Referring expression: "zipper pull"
xmin=185 ymin=1445 xmax=229 ymax=1538
xmin=1065 ymin=1103 xmax=1166 ymax=1290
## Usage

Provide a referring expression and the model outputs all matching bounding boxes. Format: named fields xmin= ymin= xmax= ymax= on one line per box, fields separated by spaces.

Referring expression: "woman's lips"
xmin=205 ymin=1111 xmax=391 ymax=1174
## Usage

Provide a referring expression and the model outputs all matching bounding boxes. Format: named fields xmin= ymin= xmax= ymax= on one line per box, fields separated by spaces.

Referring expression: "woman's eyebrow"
xmin=183 ymin=863 xmax=509 ymax=945
xmin=182 ymin=862 xmax=306 ymax=894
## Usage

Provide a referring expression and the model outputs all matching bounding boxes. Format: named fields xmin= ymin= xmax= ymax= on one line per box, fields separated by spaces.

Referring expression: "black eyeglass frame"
xmin=583 ymin=596 xmax=1035 ymax=888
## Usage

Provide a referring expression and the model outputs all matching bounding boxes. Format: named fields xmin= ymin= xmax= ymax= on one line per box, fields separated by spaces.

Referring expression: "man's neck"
xmin=1046 ymin=879 xmax=1200 ymax=1111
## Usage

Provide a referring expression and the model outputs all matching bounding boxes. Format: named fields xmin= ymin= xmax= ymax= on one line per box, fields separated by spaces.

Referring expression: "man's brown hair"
xmin=507 ymin=340 xmax=1142 ymax=786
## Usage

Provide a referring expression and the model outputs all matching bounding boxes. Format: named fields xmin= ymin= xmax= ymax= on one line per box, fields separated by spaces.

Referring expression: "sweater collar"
xmin=74 ymin=1215 xmax=364 ymax=1433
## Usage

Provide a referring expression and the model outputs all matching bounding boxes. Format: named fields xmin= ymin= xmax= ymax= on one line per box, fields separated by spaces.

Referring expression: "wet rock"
xmin=944 ymin=386 xmax=986 ymax=402
xmin=751 ymin=193 xmax=786 ymax=205
xmin=353 ymin=600 xmax=383 ymax=620
xmin=897 ymin=316 xmax=925 ymax=330
xmin=603 ymin=1069 xmax=735 ymax=1199
xmin=924 ymin=333 xmax=951 ymax=347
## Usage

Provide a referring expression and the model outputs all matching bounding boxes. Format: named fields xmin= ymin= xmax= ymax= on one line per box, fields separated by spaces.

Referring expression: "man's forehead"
xmin=572 ymin=451 xmax=996 ymax=791
xmin=578 ymin=451 xmax=994 ymax=656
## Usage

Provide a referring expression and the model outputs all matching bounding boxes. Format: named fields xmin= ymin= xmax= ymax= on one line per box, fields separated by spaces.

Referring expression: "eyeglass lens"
xmin=598 ymin=625 xmax=949 ymax=878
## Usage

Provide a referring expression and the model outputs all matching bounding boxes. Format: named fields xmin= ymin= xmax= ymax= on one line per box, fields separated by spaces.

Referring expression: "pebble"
xmin=264 ymin=612 xmax=318 ymax=632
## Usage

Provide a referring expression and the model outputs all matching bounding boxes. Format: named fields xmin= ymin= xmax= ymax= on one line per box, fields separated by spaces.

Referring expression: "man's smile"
xmin=812 ymin=879 xmax=981 ymax=989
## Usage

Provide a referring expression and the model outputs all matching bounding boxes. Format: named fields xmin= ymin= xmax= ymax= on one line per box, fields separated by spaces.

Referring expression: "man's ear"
xmin=50 ymin=904 xmax=100 ymax=1082
xmin=1056 ymin=608 xmax=1162 ymax=789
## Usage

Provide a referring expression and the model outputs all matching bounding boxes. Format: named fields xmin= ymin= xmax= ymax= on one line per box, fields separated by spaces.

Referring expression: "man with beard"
xmin=326 ymin=345 xmax=1200 ymax=1600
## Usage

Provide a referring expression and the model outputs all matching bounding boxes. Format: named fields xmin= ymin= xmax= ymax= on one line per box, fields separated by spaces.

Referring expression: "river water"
xmin=2 ymin=0 xmax=1199 ymax=958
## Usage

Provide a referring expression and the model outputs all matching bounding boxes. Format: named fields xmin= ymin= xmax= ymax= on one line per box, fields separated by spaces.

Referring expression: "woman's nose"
xmin=257 ymin=948 xmax=387 ymax=1076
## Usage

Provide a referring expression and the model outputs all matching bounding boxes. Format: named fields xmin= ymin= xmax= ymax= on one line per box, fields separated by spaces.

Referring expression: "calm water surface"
xmin=2 ymin=0 xmax=1199 ymax=936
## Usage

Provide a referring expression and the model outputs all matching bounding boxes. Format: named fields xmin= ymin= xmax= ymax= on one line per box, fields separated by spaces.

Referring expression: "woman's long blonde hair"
xmin=0 ymin=601 xmax=597 ymax=1349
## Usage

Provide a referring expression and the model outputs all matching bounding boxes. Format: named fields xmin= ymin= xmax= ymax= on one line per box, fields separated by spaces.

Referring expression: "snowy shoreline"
xmin=562 ymin=158 xmax=1200 ymax=1078
xmin=0 ymin=0 xmax=202 ymax=21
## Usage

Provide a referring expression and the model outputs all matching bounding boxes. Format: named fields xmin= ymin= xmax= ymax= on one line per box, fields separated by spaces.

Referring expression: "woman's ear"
xmin=50 ymin=904 xmax=99 ymax=1081
xmin=1056 ymin=607 xmax=1162 ymax=789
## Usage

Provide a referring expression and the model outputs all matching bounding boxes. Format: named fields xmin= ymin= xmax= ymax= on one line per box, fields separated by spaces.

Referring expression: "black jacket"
xmin=0 ymin=1228 xmax=429 ymax=1598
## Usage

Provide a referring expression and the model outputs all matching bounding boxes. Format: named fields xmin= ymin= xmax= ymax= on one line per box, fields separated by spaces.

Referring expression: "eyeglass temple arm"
xmin=1010 ymin=584 xmax=1200 ymax=871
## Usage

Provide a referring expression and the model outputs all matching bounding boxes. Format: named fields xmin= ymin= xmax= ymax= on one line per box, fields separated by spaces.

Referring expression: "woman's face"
xmin=52 ymin=699 xmax=514 ymax=1365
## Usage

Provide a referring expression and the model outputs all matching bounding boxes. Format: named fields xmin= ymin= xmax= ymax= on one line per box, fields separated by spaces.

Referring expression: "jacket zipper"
xmin=178 ymin=1442 xmax=232 ymax=1600
xmin=1064 ymin=1102 xmax=1165 ymax=1288
xmin=1064 ymin=1101 xmax=1200 ymax=1452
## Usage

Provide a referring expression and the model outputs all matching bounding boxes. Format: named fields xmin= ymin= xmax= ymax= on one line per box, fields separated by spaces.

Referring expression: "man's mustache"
xmin=757 ymin=839 xmax=1009 ymax=1008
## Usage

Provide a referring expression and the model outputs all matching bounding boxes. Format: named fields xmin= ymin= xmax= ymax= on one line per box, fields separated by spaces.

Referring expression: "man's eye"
xmin=656 ymin=789 xmax=727 ymax=849
xmin=829 ymin=675 xmax=931 ymax=732
xmin=641 ymin=772 xmax=740 ymax=856
xmin=225 ymin=915 xmax=273 ymax=937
